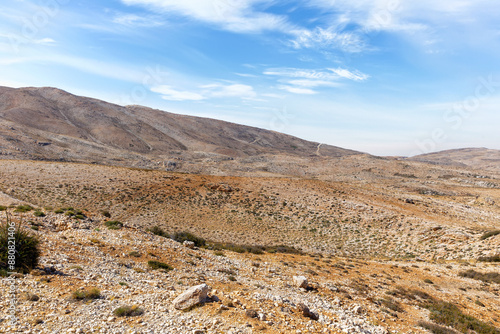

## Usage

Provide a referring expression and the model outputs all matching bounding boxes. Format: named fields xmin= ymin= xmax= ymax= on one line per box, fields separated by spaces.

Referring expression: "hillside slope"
xmin=409 ymin=148 xmax=500 ymax=173
xmin=0 ymin=86 xmax=360 ymax=170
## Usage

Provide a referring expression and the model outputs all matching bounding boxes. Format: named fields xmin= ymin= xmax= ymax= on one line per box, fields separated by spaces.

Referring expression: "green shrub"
xmin=54 ymin=208 xmax=65 ymax=214
xmin=478 ymin=254 xmax=500 ymax=262
xmin=147 ymin=260 xmax=173 ymax=271
xmin=113 ymin=305 xmax=143 ymax=317
xmin=458 ymin=269 xmax=500 ymax=284
xmin=101 ymin=210 xmax=111 ymax=218
xmin=424 ymin=278 xmax=434 ymax=284
xmin=417 ymin=320 xmax=459 ymax=334
xmin=171 ymin=231 xmax=205 ymax=247
xmin=72 ymin=287 xmax=101 ymax=300
xmin=379 ymin=297 xmax=404 ymax=312
xmin=33 ymin=211 xmax=45 ymax=217
xmin=105 ymin=221 xmax=123 ymax=230
xmin=14 ymin=205 xmax=33 ymax=213
xmin=147 ymin=225 xmax=168 ymax=238
xmin=423 ymin=300 xmax=500 ymax=334
xmin=0 ymin=219 xmax=40 ymax=273
xmin=0 ymin=206 xmax=7 ymax=211
xmin=480 ymin=230 xmax=500 ymax=240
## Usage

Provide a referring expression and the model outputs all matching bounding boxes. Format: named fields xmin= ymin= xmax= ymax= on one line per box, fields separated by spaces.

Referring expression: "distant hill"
xmin=0 ymin=86 xmax=360 ymax=169
xmin=409 ymin=147 xmax=500 ymax=172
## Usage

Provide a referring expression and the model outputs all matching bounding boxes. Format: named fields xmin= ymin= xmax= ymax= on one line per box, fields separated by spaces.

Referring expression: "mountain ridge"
xmin=0 ymin=86 xmax=361 ymax=170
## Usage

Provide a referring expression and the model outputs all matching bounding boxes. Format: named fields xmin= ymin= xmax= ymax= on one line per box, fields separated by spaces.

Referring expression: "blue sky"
xmin=1 ymin=0 xmax=500 ymax=156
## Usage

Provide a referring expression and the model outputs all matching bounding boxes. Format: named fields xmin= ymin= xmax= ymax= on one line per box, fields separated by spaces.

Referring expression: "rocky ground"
xmin=0 ymin=208 xmax=499 ymax=333
xmin=0 ymin=159 xmax=499 ymax=333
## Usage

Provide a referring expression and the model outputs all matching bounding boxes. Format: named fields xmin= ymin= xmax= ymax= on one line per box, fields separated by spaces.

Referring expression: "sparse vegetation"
xmin=14 ymin=205 xmax=33 ymax=213
xmin=101 ymin=210 xmax=111 ymax=218
xmin=417 ymin=320 xmax=459 ymax=334
xmin=423 ymin=300 xmax=500 ymax=334
xmin=480 ymin=230 xmax=500 ymax=240
xmin=72 ymin=288 xmax=101 ymax=301
xmin=105 ymin=220 xmax=123 ymax=230
xmin=171 ymin=231 xmax=206 ymax=247
xmin=147 ymin=260 xmax=173 ymax=271
xmin=33 ymin=210 xmax=45 ymax=217
xmin=147 ymin=225 xmax=168 ymax=238
xmin=458 ymin=269 xmax=500 ymax=284
xmin=478 ymin=254 xmax=500 ymax=262
xmin=113 ymin=305 xmax=144 ymax=317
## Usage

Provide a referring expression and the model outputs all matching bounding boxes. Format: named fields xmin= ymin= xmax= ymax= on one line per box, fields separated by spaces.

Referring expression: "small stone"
xmin=293 ymin=276 xmax=309 ymax=289
xmin=245 ymin=309 xmax=258 ymax=318
xmin=183 ymin=241 xmax=195 ymax=249
xmin=30 ymin=269 xmax=45 ymax=276
xmin=107 ymin=316 xmax=115 ymax=322
xmin=258 ymin=313 xmax=267 ymax=321
xmin=172 ymin=284 xmax=210 ymax=310
xmin=297 ymin=302 xmax=319 ymax=321
xmin=352 ymin=305 xmax=365 ymax=314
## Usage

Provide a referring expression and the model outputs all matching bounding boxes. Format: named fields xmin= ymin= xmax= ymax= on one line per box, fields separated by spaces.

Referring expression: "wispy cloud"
xmin=112 ymin=13 xmax=164 ymax=27
xmin=201 ymin=83 xmax=257 ymax=99
xmin=151 ymin=85 xmax=205 ymax=101
xmin=289 ymin=27 xmax=366 ymax=53
xmin=120 ymin=0 xmax=289 ymax=33
xmin=329 ymin=68 xmax=369 ymax=81
xmin=278 ymin=85 xmax=316 ymax=95
xmin=151 ymin=82 xmax=257 ymax=101
xmin=264 ymin=67 xmax=368 ymax=94
xmin=34 ymin=38 xmax=56 ymax=45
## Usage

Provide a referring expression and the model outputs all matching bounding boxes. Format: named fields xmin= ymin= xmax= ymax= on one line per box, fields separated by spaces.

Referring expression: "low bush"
xmin=147 ymin=260 xmax=173 ymax=271
xmin=480 ymin=230 xmax=500 ymax=240
xmin=113 ymin=305 xmax=143 ymax=317
xmin=423 ymin=300 xmax=500 ymax=334
xmin=72 ymin=288 xmax=101 ymax=301
xmin=101 ymin=210 xmax=111 ymax=218
xmin=14 ymin=205 xmax=33 ymax=213
xmin=478 ymin=254 xmax=500 ymax=262
xmin=147 ymin=225 xmax=168 ymax=238
xmin=417 ymin=320 xmax=459 ymax=334
xmin=172 ymin=231 xmax=206 ymax=247
xmin=33 ymin=211 xmax=45 ymax=217
xmin=379 ymin=297 xmax=404 ymax=312
xmin=105 ymin=221 xmax=123 ymax=230
xmin=458 ymin=269 xmax=500 ymax=284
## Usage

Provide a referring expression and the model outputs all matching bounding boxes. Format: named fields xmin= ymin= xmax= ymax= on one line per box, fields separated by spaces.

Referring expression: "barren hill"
xmin=0 ymin=86 xmax=360 ymax=170
xmin=409 ymin=148 xmax=500 ymax=173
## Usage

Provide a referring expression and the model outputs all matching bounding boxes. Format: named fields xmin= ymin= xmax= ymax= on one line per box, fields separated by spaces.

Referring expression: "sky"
xmin=1 ymin=0 xmax=500 ymax=156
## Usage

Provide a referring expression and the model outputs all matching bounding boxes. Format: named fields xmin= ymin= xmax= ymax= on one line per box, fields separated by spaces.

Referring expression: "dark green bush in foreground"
xmin=0 ymin=220 xmax=40 ymax=273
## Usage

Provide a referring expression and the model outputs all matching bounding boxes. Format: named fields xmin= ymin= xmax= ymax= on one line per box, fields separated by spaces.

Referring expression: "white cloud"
xmin=151 ymin=82 xmax=257 ymax=101
xmin=121 ymin=0 xmax=289 ymax=33
xmin=202 ymin=83 xmax=256 ymax=99
xmin=34 ymin=38 xmax=56 ymax=45
xmin=328 ymin=68 xmax=369 ymax=81
xmin=151 ymin=85 xmax=205 ymax=101
xmin=278 ymin=85 xmax=317 ymax=95
xmin=113 ymin=13 xmax=164 ymax=27
xmin=287 ymin=79 xmax=340 ymax=88
xmin=265 ymin=67 xmax=368 ymax=94
xmin=289 ymin=27 xmax=366 ymax=53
